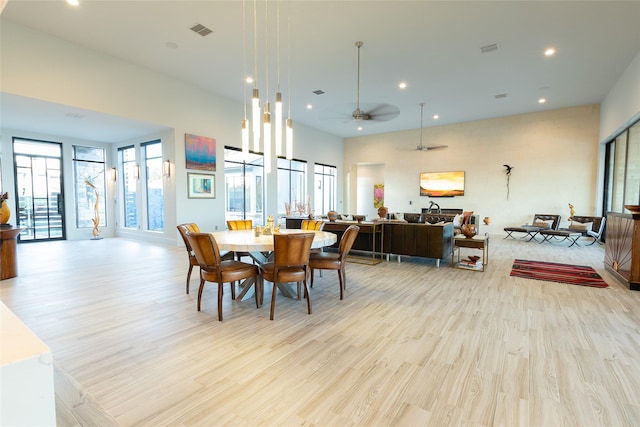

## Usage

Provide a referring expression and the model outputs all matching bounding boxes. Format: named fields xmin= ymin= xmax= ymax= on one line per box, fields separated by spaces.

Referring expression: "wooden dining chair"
xmin=226 ymin=219 xmax=254 ymax=261
xmin=309 ymin=224 xmax=360 ymax=300
xmin=258 ymin=232 xmax=315 ymax=320
xmin=187 ymin=232 xmax=260 ymax=321
xmin=176 ymin=223 xmax=233 ymax=294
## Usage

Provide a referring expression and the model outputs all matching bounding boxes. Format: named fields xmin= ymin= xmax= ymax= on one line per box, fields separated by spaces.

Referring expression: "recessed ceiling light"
xmin=357 ymin=126 xmax=363 ymax=131
xmin=398 ymin=82 xmax=407 ymax=89
xmin=245 ymin=77 xmax=253 ymax=84
xmin=165 ymin=42 xmax=178 ymax=49
xmin=433 ymin=114 xmax=439 ymax=120
xmin=538 ymin=98 xmax=547 ymax=104
xmin=312 ymin=90 xmax=325 ymax=95
xmin=544 ymin=48 xmax=556 ymax=56
xmin=66 ymin=0 xmax=79 ymax=6
xmin=306 ymin=104 xmax=313 ymax=109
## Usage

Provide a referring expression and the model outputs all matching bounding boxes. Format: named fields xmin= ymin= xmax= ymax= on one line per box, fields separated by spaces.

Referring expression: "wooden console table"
xmin=605 ymin=207 xmax=640 ymax=290
xmin=0 ymin=227 xmax=22 ymax=280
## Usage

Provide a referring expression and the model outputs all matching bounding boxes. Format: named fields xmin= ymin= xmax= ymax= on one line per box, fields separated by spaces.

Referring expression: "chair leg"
xmin=338 ymin=270 xmax=344 ymax=300
xmin=186 ymin=264 xmax=194 ymax=294
xmin=310 ymin=268 xmax=315 ymax=287
xmin=197 ymin=279 xmax=206 ymax=311
xmin=297 ymin=281 xmax=302 ymax=300
xmin=254 ymin=275 xmax=260 ymax=309
xmin=270 ymin=282 xmax=278 ymax=320
xmin=303 ymin=279 xmax=312 ymax=315
xmin=218 ymin=283 xmax=224 ymax=321
xmin=230 ymin=281 xmax=236 ymax=300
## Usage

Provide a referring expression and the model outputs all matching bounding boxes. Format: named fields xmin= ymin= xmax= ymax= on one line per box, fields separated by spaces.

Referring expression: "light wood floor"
xmin=2 ymin=234 xmax=640 ymax=426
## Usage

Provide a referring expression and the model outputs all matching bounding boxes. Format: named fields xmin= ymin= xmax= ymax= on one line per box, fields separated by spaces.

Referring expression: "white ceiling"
xmin=2 ymin=0 xmax=640 ymax=143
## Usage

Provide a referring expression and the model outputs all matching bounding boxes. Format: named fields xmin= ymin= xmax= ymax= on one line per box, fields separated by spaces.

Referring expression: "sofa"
xmin=384 ymin=209 xmax=479 ymax=234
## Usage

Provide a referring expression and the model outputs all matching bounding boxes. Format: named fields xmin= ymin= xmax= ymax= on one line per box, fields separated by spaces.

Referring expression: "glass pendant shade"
xmin=286 ymin=118 xmax=293 ymax=160
xmin=252 ymin=88 xmax=261 ymax=152
xmin=263 ymin=103 xmax=272 ymax=173
xmin=241 ymin=118 xmax=249 ymax=156
xmin=275 ymin=92 xmax=283 ymax=157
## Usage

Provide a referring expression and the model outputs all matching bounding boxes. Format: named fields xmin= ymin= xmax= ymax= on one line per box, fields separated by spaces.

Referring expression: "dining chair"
xmin=309 ymin=224 xmax=360 ymax=300
xmin=301 ymin=219 xmax=324 ymax=231
xmin=258 ymin=232 xmax=315 ymax=320
xmin=226 ymin=219 xmax=254 ymax=261
xmin=187 ymin=232 xmax=260 ymax=321
xmin=176 ymin=223 xmax=233 ymax=294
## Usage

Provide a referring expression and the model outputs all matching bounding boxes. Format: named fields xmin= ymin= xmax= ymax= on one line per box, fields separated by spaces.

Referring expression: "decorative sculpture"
xmin=85 ymin=180 xmax=102 ymax=239
xmin=568 ymin=203 xmax=575 ymax=222
xmin=503 ymin=164 xmax=514 ymax=200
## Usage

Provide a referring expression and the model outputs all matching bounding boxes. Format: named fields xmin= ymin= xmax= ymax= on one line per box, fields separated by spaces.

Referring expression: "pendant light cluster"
xmin=242 ymin=0 xmax=293 ymax=172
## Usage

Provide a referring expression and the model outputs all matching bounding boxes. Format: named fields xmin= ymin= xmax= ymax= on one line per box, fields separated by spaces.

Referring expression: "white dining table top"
xmin=210 ymin=229 xmax=337 ymax=252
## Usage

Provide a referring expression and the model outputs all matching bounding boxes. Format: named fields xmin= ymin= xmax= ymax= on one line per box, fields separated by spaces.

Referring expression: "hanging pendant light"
xmin=274 ymin=2 xmax=283 ymax=157
xmin=285 ymin=0 xmax=293 ymax=160
xmin=241 ymin=0 xmax=249 ymax=156
xmin=251 ymin=0 xmax=261 ymax=152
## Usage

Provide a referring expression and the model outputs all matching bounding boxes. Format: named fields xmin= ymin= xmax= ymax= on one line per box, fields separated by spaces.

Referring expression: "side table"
xmin=452 ymin=234 xmax=489 ymax=272
xmin=1 ymin=227 xmax=22 ymax=280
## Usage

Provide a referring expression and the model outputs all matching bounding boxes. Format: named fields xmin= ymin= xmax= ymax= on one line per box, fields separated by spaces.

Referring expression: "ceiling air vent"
xmin=190 ymin=23 xmax=213 ymax=37
xmin=313 ymin=90 xmax=325 ymax=95
xmin=480 ymin=43 xmax=499 ymax=54
xmin=494 ymin=93 xmax=508 ymax=99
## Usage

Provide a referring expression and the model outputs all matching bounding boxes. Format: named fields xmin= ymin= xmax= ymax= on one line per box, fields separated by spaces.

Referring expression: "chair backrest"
xmin=572 ymin=215 xmax=605 ymax=236
xmin=533 ymin=214 xmax=561 ymax=230
xmin=227 ymin=219 xmax=253 ymax=230
xmin=339 ymin=225 xmax=360 ymax=261
xmin=273 ymin=233 xmax=315 ymax=268
xmin=301 ymin=219 xmax=324 ymax=231
xmin=187 ymin=232 xmax=223 ymax=267
xmin=177 ymin=223 xmax=200 ymax=253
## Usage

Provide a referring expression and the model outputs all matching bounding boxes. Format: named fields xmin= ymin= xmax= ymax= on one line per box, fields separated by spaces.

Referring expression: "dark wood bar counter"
xmin=604 ymin=207 xmax=640 ymax=290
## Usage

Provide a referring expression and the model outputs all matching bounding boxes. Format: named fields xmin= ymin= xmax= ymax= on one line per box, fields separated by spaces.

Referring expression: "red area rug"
xmin=510 ymin=259 xmax=608 ymax=288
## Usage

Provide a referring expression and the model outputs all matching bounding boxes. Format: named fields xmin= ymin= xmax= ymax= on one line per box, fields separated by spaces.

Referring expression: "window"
xmin=224 ymin=147 xmax=264 ymax=226
xmin=118 ymin=146 xmax=138 ymax=228
xmin=73 ymin=145 xmax=106 ymax=229
xmin=604 ymin=119 xmax=640 ymax=213
xmin=314 ymin=163 xmax=337 ymax=215
xmin=143 ymin=140 xmax=164 ymax=231
xmin=277 ymin=157 xmax=307 ymax=216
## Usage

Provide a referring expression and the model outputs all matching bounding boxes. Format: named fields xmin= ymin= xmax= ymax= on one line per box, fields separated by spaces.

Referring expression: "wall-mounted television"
xmin=419 ymin=171 xmax=465 ymax=197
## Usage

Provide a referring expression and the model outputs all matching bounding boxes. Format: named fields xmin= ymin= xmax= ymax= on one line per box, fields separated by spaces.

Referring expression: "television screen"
xmin=420 ymin=171 xmax=465 ymax=197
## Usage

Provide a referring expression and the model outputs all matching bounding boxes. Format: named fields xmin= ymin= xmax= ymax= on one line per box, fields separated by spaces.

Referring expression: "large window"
xmin=143 ymin=140 xmax=164 ymax=231
xmin=604 ymin=119 xmax=640 ymax=213
xmin=118 ymin=146 xmax=138 ymax=228
xmin=314 ymin=163 xmax=337 ymax=215
xmin=224 ymin=147 xmax=264 ymax=226
xmin=73 ymin=145 xmax=106 ymax=229
xmin=277 ymin=157 xmax=306 ymax=216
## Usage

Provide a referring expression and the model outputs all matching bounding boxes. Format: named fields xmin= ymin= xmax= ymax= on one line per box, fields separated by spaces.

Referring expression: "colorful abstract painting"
xmin=185 ymin=133 xmax=216 ymax=171
xmin=374 ymin=184 xmax=384 ymax=208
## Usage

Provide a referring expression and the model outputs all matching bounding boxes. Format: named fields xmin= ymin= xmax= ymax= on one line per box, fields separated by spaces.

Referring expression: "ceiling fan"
xmin=416 ymin=102 xmax=447 ymax=151
xmin=321 ymin=41 xmax=400 ymax=124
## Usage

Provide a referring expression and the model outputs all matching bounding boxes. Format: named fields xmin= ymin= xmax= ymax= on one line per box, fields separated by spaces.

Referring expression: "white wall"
xmin=600 ymin=50 xmax=640 ymax=143
xmin=344 ymin=105 xmax=601 ymax=233
xmin=0 ymin=20 xmax=344 ymax=243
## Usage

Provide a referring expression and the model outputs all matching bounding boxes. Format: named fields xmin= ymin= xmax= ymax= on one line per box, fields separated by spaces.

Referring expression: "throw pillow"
xmin=340 ymin=214 xmax=353 ymax=221
xmin=569 ymin=221 xmax=593 ymax=231
xmin=462 ymin=211 xmax=474 ymax=224
xmin=532 ymin=218 xmax=553 ymax=229
xmin=394 ymin=212 xmax=404 ymax=221
xmin=453 ymin=213 xmax=463 ymax=227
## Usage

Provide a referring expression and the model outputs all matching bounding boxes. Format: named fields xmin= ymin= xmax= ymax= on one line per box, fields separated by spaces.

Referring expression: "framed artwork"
xmin=373 ymin=184 xmax=384 ymax=208
xmin=187 ymin=173 xmax=215 ymax=199
xmin=185 ymin=133 xmax=216 ymax=171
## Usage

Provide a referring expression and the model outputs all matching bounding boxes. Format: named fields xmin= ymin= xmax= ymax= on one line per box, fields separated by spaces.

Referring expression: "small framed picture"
xmin=187 ymin=173 xmax=215 ymax=199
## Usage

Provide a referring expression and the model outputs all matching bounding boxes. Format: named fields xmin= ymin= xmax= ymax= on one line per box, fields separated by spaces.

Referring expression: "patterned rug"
xmin=510 ymin=259 xmax=608 ymax=288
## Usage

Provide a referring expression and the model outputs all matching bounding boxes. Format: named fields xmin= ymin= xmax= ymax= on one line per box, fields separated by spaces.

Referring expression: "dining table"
xmin=210 ymin=228 xmax=337 ymax=301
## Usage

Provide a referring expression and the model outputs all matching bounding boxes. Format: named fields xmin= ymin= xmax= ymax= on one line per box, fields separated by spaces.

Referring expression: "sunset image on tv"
xmin=420 ymin=171 xmax=465 ymax=197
